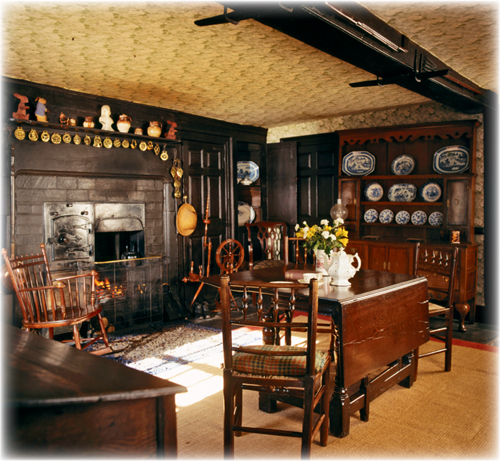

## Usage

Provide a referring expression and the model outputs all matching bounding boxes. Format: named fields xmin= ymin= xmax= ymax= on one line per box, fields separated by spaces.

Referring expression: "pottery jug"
xmin=314 ymin=249 xmax=333 ymax=275
xmin=116 ymin=114 xmax=132 ymax=133
xmin=147 ymin=121 xmax=162 ymax=137
xmin=328 ymin=248 xmax=361 ymax=286
xmin=83 ymin=117 xmax=95 ymax=128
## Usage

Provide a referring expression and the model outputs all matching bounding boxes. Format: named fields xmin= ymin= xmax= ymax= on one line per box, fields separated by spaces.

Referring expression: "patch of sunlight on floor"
xmin=126 ymin=357 xmax=165 ymax=371
xmin=174 ymin=374 xmax=223 ymax=407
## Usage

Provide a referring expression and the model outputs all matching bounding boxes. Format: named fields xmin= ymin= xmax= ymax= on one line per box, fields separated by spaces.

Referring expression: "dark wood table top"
xmin=203 ymin=265 xmax=425 ymax=306
xmin=5 ymin=326 xmax=187 ymax=407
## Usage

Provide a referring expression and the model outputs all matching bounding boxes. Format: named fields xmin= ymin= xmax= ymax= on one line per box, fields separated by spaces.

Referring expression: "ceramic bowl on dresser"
xmin=395 ymin=210 xmax=410 ymax=225
xmin=342 ymin=151 xmax=376 ymax=176
xmin=428 ymin=211 xmax=444 ymax=226
xmin=420 ymin=182 xmax=442 ymax=202
xmin=433 ymin=145 xmax=470 ymax=174
xmin=379 ymin=209 xmax=394 ymax=224
xmin=387 ymin=184 xmax=417 ymax=202
xmin=411 ymin=210 xmax=427 ymax=225
xmin=364 ymin=209 xmax=378 ymax=223
xmin=364 ymin=182 xmax=383 ymax=201
xmin=391 ymin=154 xmax=415 ymax=175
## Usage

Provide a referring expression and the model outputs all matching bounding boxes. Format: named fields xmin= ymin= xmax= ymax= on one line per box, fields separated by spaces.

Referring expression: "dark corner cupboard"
xmin=338 ymin=120 xmax=480 ymax=331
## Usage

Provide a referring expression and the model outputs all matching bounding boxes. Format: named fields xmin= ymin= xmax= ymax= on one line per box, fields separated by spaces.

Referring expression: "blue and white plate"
xmin=379 ymin=209 xmax=394 ymax=224
xmin=395 ymin=210 xmax=410 ymax=225
xmin=391 ymin=154 xmax=415 ymax=175
xmin=411 ymin=210 xmax=427 ymax=225
xmin=238 ymin=201 xmax=255 ymax=226
xmin=420 ymin=182 xmax=442 ymax=202
xmin=342 ymin=151 xmax=376 ymax=176
xmin=387 ymin=183 xmax=417 ymax=202
xmin=237 ymin=161 xmax=259 ymax=185
xmin=428 ymin=211 xmax=444 ymax=226
xmin=433 ymin=145 xmax=470 ymax=174
xmin=364 ymin=209 xmax=379 ymax=223
xmin=364 ymin=182 xmax=383 ymax=201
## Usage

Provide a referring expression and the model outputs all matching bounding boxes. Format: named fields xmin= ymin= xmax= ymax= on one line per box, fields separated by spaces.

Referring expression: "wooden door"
xmin=295 ymin=135 xmax=338 ymax=228
xmin=266 ymin=141 xmax=297 ymax=225
xmin=179 ymin=135 xmax=231 ymax=301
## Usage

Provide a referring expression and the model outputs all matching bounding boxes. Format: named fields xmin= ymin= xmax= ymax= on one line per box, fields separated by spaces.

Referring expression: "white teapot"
xmin=328 ymin=248 xmax=361 ymax=286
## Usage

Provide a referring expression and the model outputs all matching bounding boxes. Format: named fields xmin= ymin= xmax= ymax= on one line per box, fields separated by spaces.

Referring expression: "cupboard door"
xmin=446 ymin=179 xmax=469 ymax=226
xmin=339 ymin=177 xmax=360 ymax=236
xmin=387 ymin=246 xmax=411 ymax=274
xmin=367 ymin=245 xmax=387 ymax=271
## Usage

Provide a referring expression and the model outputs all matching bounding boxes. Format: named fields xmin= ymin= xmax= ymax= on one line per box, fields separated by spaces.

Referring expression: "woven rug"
xmin=101 ymin=320 xmax=262 ymax=380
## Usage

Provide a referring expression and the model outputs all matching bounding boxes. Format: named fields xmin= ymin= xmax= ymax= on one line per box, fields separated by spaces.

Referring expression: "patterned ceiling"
xmin=2 ymin=1 xmax=497 ymax=128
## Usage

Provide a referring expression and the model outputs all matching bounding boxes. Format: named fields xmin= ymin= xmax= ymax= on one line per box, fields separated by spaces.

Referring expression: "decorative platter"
xmin=237 ymin=161 xmax=260 ymax=185
xmin=387 ymin=183 xmax=417 ymax=202
xmin=420 ymin=182 xmax=442 ymax=202
xmin=238 ymin=201 xmax=256 ymax=226
xmin=428 ymin=211 xmax=444 ymax=226
xmin=379 ymin=209 xmax=394 ymax=224
xmin=411 ymin=210 xmax=427 ymax=225
xmin=364 ymin=208 xmax=378 ymax=223
xmin=395 ymin=210 xmax=410 ymax=225
xmin=364 ymin=182 xmax=383 ymax=201
xmin=342 ymin=151 xmax=376 ymax=176
xmin=391 ymin=154 xmax=415 ymax=175
xmin=432 ymin=145 xmax=470 ymax=174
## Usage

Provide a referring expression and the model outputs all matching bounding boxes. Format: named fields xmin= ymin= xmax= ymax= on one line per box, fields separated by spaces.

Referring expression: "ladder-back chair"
xmin=245 ymin=221 xmax=287 ymax=270
xmin=2 ymin=244 xmax=111 ymax=355
xmin=414 ymin=243 xmax=459 ymax=373
xmin=220 ymin=276 xmax=332 ymax=458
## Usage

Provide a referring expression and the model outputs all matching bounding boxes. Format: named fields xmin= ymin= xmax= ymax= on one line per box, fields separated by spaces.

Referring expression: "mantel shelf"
xmin=7 ymin=118 xmax=182 ymax=145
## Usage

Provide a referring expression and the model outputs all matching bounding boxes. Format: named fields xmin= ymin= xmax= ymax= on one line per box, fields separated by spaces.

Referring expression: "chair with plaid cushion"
xmin=220 ymin=275 xmax=332 ymax=459
xmin=413 ymin=243 xmax=459 ymax=373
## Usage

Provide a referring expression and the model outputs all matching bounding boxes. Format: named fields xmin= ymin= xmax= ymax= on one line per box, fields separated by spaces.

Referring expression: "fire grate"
xmin=77 ymin=256 xmax=166 ymax=332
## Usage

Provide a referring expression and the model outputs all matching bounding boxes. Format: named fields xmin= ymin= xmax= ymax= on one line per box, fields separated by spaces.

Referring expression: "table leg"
xmin=455 ymin=302 xmax=470 ymax=332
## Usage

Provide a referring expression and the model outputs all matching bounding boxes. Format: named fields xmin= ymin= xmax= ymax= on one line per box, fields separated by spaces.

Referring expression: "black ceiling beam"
xmin=212 ymin=1 xmax=496 ymax=113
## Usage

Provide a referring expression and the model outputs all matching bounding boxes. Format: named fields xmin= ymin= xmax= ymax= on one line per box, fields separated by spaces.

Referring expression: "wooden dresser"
xmin=338 ymin=120 xmax=481 ymax=331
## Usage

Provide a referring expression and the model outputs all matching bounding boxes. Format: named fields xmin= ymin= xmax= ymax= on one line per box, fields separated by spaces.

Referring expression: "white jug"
xmin=328 ymin=248 xmax=361 ymax=286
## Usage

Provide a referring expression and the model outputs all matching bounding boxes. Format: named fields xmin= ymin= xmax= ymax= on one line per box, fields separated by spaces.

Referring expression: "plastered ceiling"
xmin=2 ymin=1 xmax=498 ymax=128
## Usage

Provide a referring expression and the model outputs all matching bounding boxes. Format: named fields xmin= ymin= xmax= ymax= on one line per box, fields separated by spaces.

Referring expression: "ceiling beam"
xmin=209 ymin=1 xmax=496 ymax=113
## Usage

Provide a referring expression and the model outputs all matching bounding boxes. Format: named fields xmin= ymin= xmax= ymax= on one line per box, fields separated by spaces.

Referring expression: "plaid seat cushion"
xmin=233 ymin=345 xmax=327 ymax=376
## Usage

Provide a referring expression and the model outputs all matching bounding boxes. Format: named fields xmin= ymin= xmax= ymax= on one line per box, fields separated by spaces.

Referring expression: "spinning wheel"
xmin=216 ymin=239 xmax=244 ymax=274
xmin=214 ymin=239 xmax=244 ymax=312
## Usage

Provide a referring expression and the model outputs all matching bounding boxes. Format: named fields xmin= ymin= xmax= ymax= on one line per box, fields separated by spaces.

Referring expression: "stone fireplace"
xmin=10 ymin=173 xmax=183 ymax=331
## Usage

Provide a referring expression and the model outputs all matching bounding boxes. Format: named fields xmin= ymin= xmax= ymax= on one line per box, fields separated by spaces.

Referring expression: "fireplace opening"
xmin=94 ymin=230 xmax=144 ymax=262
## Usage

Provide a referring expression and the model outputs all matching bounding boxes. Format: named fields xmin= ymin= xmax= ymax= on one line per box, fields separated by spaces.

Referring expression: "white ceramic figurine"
xmin=99 ymin=105 xmax=114 ymax=131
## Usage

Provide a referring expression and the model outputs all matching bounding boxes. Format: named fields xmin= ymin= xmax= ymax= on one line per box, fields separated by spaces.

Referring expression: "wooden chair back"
xmin=2 ymin=244 xmax=110 ymax=354
xmin=413 ymin=243 xmax=459 ymax=372
xmin=245 ymin=221 xmax=287 ymax=269
xmin=220 ymin=275 xmax=331 ymax=458
xmin=414 ymin=244 xmax=459 ymax=309
xmin=284 ymin=236 xmax=316 ymax=266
